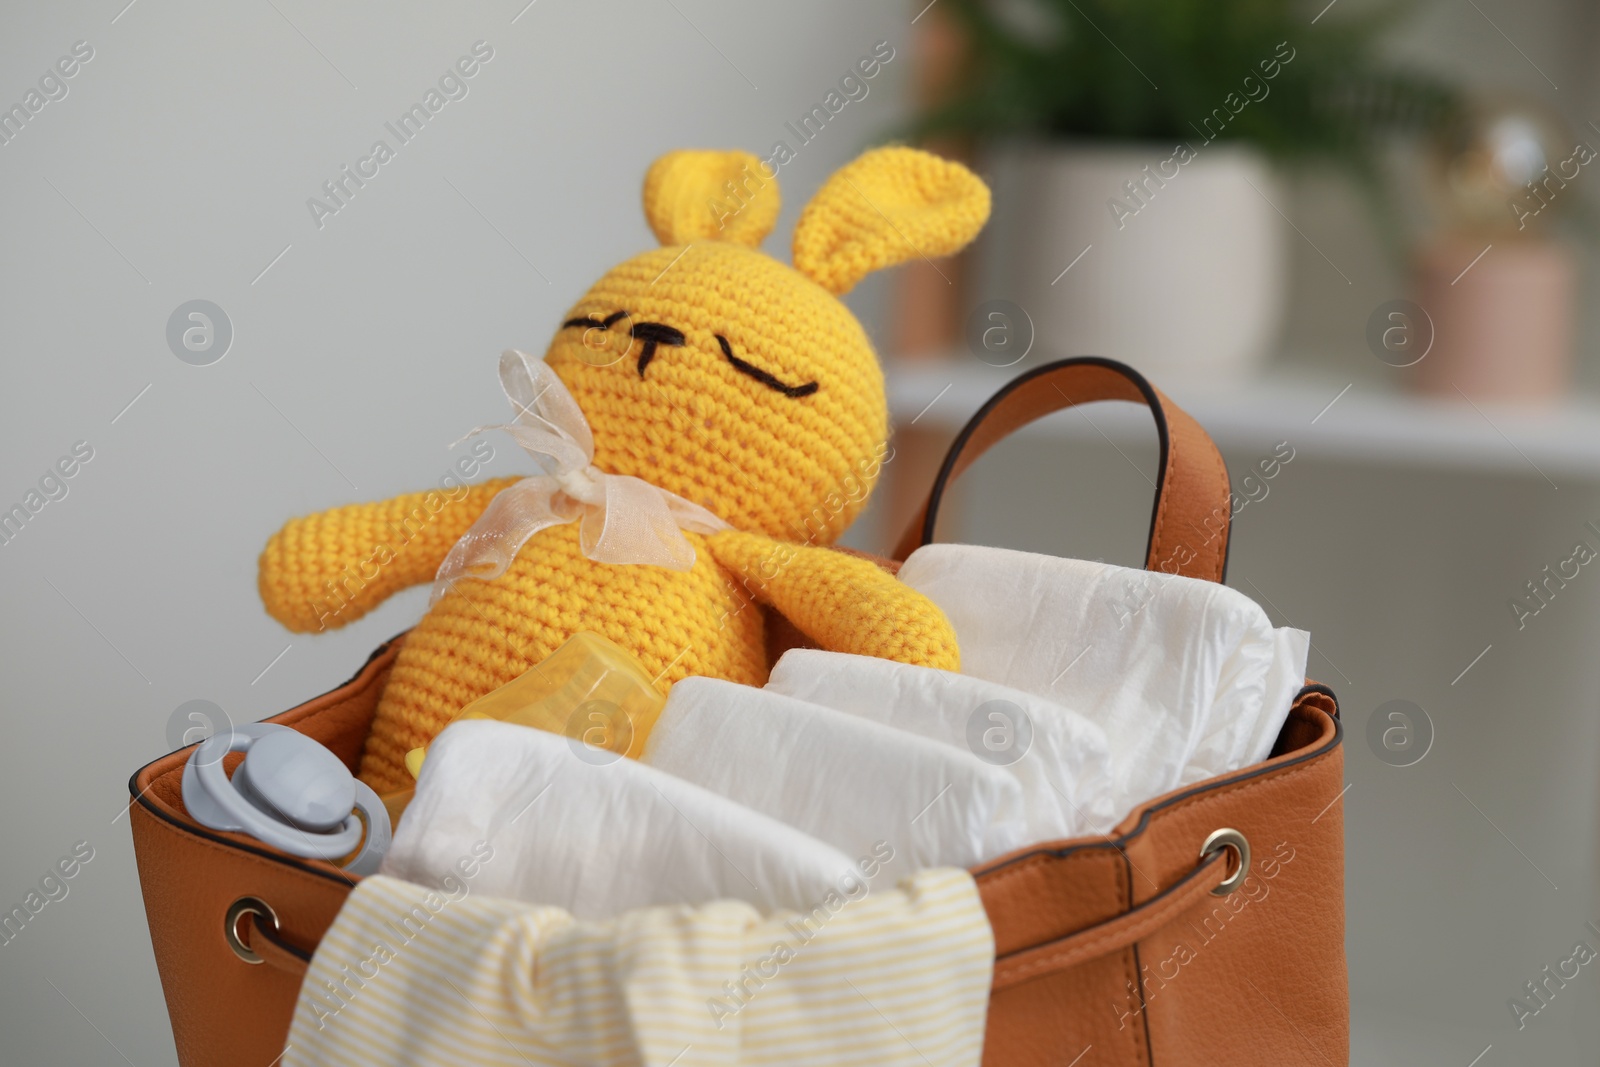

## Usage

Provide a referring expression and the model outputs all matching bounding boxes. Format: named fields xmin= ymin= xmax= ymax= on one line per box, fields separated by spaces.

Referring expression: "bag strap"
xmin=239 ymin=850 xmax=1229 ymax=993
xmin=990 ymin=848 xmax=1229 ymax=991
xmin=892 ymin=358 xmax=1233 ymax=584
xmin=254 ymin=918 xmax=312 ymax=978
xmin=230 ymin=902 xmax=312 ymax=979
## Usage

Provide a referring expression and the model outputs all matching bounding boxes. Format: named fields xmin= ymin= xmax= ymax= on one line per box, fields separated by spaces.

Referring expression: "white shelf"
xmin=886 ymin=360 xmax=1600 ymax=482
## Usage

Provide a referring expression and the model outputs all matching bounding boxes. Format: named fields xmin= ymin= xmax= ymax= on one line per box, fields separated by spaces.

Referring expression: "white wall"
xmin=0 ymin=2 xmax=909 ymax=1063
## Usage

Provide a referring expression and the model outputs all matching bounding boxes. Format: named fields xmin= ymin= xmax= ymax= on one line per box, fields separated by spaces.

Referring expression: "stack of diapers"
xmin=286 ymin=868 xmax=993 ymax=1067
xmin=641 ymin=680 xmax=1032 ymax=877
xmin=384 ymin=721 xmax=872 ymax=919
xmin=895 ymin=543 xmax=1310 ymax=818
xmin=762 ymin=656 xmax=1118 ymax=842
xmin=386 ymin=546 xmax=1311 ymax=910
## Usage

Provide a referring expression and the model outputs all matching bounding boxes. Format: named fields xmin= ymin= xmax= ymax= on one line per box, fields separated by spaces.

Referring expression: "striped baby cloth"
xmin=282 ymin=868 xmax=993 ymax=1067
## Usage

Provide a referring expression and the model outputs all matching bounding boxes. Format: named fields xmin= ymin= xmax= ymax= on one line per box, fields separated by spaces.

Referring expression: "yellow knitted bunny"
xmin=259 ymin=146 xmax=991 ymax=791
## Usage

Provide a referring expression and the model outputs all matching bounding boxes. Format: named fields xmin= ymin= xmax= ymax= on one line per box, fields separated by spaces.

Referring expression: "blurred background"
xmin=2 ymin=0 xmax=1599 ymax=1062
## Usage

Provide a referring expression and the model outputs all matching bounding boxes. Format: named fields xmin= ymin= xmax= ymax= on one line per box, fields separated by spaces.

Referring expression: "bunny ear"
xmin=792 ymin=146 xmax=991 ymax=295
xmin=642 ymin=149 xmax=781 ymax=248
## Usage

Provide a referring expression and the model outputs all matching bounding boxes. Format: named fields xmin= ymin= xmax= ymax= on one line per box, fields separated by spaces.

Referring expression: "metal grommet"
xmin=225 ymin=896 xmax=278 ymax=965
xmin=1199 ymin=828 xmax=1251 ymax=896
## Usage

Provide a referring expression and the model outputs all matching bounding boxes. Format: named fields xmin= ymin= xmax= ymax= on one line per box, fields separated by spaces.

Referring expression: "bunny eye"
xmin=562 ymin=310 xmax=630 ymax=331
xmin=563 ymin=311 xmax=685 ymax=377
xmin=716 ymin=336 xmax=817 ymax=398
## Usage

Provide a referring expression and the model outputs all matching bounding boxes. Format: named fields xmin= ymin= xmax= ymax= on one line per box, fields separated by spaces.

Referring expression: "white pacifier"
xmin=181 ymin=723 xmax=391 ymax=876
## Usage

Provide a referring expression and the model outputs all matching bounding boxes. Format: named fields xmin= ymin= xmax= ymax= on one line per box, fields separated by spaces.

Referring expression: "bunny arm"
xmin=706 ymin=530 xmax=960 ymax=672
xmin=258 ymin=477 xmax=522 ymax=633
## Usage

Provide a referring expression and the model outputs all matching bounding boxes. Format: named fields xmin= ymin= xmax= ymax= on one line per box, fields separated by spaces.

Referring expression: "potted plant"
xmin=918 ymin=0 xmax=1454 ymax=379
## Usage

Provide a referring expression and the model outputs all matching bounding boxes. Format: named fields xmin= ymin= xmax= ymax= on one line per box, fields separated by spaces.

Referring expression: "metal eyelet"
xmin=1200 ymin=828 xmax=1251 ymax=896
xmin=225 ymin=896 xmax=279 ymax=965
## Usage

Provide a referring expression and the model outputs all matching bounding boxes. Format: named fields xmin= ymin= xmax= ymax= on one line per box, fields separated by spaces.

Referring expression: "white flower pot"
xmin=974 ymin=140 xmax=1289 ymax=381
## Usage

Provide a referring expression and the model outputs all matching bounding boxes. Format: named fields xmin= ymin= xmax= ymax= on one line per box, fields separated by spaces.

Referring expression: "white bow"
xmin=431 ymin=350 xmax=729 ymax=604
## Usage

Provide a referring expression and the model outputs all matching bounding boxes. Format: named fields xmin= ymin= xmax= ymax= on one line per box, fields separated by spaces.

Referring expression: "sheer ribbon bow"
xmin=431 ymin=350 xmax=729 ymax=603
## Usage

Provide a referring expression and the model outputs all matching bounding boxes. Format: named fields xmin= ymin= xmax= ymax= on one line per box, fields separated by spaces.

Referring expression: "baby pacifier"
xmin=181 ymin=723 xmax=391 ymax=875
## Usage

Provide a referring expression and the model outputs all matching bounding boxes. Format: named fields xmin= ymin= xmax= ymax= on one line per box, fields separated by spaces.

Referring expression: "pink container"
xmin=1413 ymin=234 xmax=1574 ymax=404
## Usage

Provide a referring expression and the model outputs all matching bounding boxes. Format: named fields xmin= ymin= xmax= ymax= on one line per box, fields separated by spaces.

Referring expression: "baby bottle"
xmin=404 ymin=631 xmax=666 ymax=779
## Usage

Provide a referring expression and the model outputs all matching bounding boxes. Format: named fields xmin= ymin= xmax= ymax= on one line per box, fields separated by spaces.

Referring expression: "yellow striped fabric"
xmin=283 ymin=870 xmax=993 ymax=1067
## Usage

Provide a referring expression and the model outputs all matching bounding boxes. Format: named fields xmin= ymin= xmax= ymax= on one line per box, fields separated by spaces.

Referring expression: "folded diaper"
xmin=643 ymin=678 xmax=1030 ymax=871
xmin=286 ymin=868 xmax=994 ymax=1067
xmin=896 ymin=544 xmax=1310 ymax=811
xmin=765 ymin=651 xmax=1118 ymax=841
xmin=383 ymin=720 xmax=870 ymax=919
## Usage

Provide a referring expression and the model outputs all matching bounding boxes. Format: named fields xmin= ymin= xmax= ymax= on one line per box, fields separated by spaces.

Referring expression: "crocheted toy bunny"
xmin=259 ymin=146 xmax=991 ymax=791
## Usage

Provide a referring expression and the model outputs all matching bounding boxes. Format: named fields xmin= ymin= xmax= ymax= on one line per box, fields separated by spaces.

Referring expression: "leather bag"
xmin=128 ymin=357 xmax=1346 ymax=1066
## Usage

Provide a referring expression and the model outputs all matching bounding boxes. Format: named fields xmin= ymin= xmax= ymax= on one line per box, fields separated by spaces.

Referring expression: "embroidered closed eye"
xmin=562 ymin=311 xmax=684 ymax=377
xmin=716 ymin=335 xmax=818 ymax=398
xmin=562 ymin=310 xmax=631 ymax=331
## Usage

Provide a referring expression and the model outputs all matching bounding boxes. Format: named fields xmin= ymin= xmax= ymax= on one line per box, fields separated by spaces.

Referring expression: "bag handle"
xmin=892 ymin=358 xmax=1233 ymax=583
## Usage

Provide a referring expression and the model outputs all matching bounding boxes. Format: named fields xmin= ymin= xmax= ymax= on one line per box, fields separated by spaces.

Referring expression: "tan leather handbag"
xmin=129 ymin=358 xmax=1346 ymax=1066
